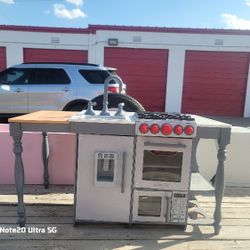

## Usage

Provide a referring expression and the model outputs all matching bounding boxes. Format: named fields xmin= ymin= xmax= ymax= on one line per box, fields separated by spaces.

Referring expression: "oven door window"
xmin=138 ymin=196 xmax=162 ymax=217
xmin=142 ymin=150 xmax=183 ymax=182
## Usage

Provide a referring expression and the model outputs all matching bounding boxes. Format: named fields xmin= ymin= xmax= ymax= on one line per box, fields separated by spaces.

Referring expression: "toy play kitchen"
xmin=71 ymin=110 xmax=197 ymax=226
xmin=70 ymin=75 xmax=196 ymax=225
xmin=8 ymin=75 xmax=231 ymax=234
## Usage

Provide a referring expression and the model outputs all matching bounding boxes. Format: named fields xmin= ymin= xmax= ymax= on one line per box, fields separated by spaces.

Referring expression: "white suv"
xmin=0 ymin=63 xmax=132 ymax=115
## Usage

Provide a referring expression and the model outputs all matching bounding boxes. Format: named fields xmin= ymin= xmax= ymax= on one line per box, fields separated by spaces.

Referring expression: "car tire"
xmin=90 ymin=93 xmax=145 ymax=112
xmin=65 ymin=103 xmax=87 ymax=111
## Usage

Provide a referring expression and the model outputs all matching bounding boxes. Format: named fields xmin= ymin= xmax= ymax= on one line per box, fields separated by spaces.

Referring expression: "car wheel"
xmin=90 ymin=93 xmax=145 ymax=112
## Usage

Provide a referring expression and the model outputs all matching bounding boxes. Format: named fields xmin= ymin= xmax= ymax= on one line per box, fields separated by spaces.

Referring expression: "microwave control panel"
xmin=170 ymin=191 xmax=188 ymax=224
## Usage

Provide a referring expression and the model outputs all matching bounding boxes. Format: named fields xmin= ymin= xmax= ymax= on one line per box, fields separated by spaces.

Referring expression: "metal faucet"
xmin=100 ymin=75 xmax=123 ymax=116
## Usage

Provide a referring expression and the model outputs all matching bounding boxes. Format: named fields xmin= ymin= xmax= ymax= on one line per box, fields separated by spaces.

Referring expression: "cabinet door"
xmin=75 ymin=134 xmax=134 ymax=223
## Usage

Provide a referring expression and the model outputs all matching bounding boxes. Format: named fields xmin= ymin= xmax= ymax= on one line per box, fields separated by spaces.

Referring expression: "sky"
xmin=1 ymin=0 xmax=250 ymax=30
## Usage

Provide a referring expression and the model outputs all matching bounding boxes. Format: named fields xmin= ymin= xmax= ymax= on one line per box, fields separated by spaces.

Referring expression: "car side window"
xmin=30 ymin=68 xmax=70 ymax=84
xmin=0 ymin=68 xmax=30 ymax=85
xmin=79 ymin=70 xmax=109 ymax=84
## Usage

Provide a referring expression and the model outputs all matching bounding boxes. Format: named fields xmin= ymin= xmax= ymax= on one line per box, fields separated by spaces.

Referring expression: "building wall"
xmin=1 ymin=26 xmax=250 ymax=117
xmin=0 ymin=29 xmax=89 ymax=67
xmin=91 ymin=29 xmax=250 ymax=117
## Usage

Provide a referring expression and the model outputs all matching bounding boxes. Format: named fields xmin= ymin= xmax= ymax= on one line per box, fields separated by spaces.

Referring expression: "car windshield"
xmin=0 ymin=68 xmax=30 ymax=84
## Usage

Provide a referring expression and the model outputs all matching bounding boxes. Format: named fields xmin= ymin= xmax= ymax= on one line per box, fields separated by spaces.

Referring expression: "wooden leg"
xmin=213 ymin=140 xmax=228 ymax=234
xmin=42 ymin=132 xmax=49 ymax=189
xmin=10 ymin=123 xmax=26 ymax=227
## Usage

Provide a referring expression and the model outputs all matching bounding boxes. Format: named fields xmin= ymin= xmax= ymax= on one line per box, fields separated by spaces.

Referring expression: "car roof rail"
xmin=21 ymin=62 xmax=100 ymax=67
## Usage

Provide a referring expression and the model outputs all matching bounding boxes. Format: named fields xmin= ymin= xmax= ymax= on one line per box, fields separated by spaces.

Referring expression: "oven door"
xmin=133 ymin=190 xmax=171 ymax=223
xmin=134 ymin=136 xmax=192 ymax=190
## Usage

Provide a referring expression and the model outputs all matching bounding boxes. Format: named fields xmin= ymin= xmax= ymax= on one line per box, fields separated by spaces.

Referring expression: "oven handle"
xmin=121 ymin=152 xmax=126 ymax=193
xmin=144 ymin=142 xmax=187 ymax=148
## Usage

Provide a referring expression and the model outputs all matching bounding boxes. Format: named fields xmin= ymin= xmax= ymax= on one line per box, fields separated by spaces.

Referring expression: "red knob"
xmin=150 ymin=124 xmax=160 ymax=134
xmin=184 ymin=125 xmax=194 ymax=135
xmin=139 ymin=123 xmax=149 ymax=134
xmin=161 ymin=123 xmax=172 ymax=135
xmin=174 ymin=125 xmax=183 ymax=135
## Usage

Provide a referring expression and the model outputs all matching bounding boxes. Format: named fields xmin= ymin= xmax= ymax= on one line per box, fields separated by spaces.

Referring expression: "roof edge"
xmin=1 ymin=24 xmax=250 ymax=36
xmin=0 ymin=25 xmax=90 ymax=34
xmin=88 ymin=24 xmax=250 ymax=35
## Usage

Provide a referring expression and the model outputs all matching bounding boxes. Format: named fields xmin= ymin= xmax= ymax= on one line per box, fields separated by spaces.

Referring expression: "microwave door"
xmin=133 ymin=191 xmax=168 ymax=223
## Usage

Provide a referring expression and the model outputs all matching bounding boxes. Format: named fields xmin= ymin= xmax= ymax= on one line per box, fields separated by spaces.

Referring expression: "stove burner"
xmin=136 ymin=111 xmax=195 ymax=121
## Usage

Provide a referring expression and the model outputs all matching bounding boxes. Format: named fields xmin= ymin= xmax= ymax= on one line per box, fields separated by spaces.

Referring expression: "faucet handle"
xmin=84 ymin=101 xmax=96 ymax=116
xmin=115 ymin=103 xmax=125 ymax=117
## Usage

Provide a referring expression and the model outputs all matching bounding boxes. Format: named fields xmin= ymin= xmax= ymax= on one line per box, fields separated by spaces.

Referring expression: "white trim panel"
xmin=165 ymin=47 xmax=185 ymax=113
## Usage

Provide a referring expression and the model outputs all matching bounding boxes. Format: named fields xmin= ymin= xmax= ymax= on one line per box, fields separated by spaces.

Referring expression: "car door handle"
xmin=14 ymin=88 xmax=24 ymax=93
xmin=62 ymin=87 xmax=72 ymax=92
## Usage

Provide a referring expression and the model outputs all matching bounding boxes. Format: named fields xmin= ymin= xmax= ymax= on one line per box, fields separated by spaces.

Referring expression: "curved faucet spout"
xmin=100 ymin=75 xmax=124 ymax=116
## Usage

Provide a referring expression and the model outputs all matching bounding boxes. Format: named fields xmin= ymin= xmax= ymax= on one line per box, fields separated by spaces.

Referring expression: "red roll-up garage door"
xmin=182 ymin=51 xmax=249 ymax=117
xmin=0 ymin=47 xmax=6 ymax=72
xmin=104 ymin=47 xmax=168 ymax=111
xmin=23 ymin=48 xmax=88 ymax=63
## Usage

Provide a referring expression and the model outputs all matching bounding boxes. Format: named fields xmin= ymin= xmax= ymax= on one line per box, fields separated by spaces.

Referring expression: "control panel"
xmin=170 ymin=191 xmax=188 ymax=224
xmin=94 ymin=151 xmax=118 ymax=186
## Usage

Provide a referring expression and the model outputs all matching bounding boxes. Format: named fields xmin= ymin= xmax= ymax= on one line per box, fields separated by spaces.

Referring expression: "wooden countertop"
xmin=8 ymin=111 xmax=77 ymax=124
xmin=8 ymin=111 xmax=232 ymax=129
